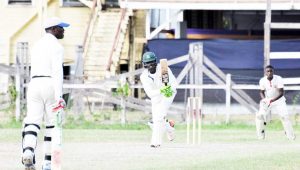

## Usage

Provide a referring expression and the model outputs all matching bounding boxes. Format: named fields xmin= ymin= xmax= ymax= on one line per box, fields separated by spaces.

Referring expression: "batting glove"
xmin=262 ymin=98 xmax=273 ymax=107
xmin=52 ymin=98 xmax=66 ymax=112
xmin=160 ymin=85 xmax=173 ymax=98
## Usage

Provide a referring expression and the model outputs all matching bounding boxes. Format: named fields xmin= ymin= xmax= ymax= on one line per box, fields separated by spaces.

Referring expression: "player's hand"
xmin=160 ymin=85 xmax=173 ymax=98
xmin=261 ymin=98 xmax=273 ymax=107
xmin=52 ymin=98 xmax=66 ymax=112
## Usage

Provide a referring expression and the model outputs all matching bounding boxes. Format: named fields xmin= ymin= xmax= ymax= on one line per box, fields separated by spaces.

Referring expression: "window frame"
xmin=60 ymin=0 xmax=85 ymax=7
xmin=6 ymin=0 xmax=34 ymax=6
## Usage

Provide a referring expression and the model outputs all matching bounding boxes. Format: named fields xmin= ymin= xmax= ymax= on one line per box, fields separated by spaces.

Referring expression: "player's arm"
xmin=259 ymin=90 xmax=266 ymax=100
xmin=259 ymin=78 xmax=266 ymax=100
xmin=51 ymin=47 xmax=64 ymax=100
xmin=270 ymin=76 xmax=284 ymax=102
xmin=167 ymin=67 xmax=177 ymax=94
xmin=159 ymin=67 xmax=177 ymax=98
xmin=271 ymin=88 xmax=284 ymax=102
xmin=268 ymin=76 xmax=284 ymax=103
xmin=51 ymin=46 xmax=66 ymax=111
xmin=140 ymin=74 xmax=160 ymax=99
xmin=259 ymin=79 xmax=269 ymax=104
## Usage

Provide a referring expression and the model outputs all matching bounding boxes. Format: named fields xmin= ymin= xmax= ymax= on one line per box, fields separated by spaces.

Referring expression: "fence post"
xmin=225 ymin=74 xmax=232 ymax=124
xmin=15 ymin=42 xmax=29 ymax=121
xmin=120 ymin=76 xmax=127 ymax=125
xmin=72 ymin=45 xmax=85 ymax=116
xmin=15 ymin=58 xmax=21 ymax=121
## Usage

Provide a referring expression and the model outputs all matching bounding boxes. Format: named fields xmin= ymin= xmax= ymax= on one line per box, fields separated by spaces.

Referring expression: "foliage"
xmin=8 ymin=84 xmax=17 ymax=104
xmin=114 ymin=80 xmax=130 ymax=97
xmin=292 ymin=92 xmax=300 ymax=106
xmin=292 ymin=92 xmax=300 ymax=124
xmin=0 ymin=117 xmax=22 ymax=128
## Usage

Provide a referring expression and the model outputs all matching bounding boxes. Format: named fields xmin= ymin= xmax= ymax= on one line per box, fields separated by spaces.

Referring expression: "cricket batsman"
xmin=256 ymin=65 xmax=296 ymax=140
xmin=21 ymin=17 xmax=69 ymax=170
xmin=140 ymin=51 xmax=177 ymax=148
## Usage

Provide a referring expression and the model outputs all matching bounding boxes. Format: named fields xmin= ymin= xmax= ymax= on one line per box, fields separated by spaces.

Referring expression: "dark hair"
xmin=265 ymin=65 xmax=274 ymax=70
xmin=45 ymin=26 xmax=54 ymax=32
xmin=45 ymin=26 xmax=60 ymax=32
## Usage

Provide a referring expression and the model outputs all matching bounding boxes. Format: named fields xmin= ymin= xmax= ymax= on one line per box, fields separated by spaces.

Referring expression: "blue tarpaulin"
xmin=146 ymin=39 xmax=300 ymax=69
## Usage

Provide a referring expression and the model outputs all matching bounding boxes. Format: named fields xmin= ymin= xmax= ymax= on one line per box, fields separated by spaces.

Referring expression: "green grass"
xmin=1 ymin=128 xmax=299 ymax=170
xmin=1 ymin=116 xmax=299 ymax=131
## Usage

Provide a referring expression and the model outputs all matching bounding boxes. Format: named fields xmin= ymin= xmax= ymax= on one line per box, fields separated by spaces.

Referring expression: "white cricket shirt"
xmin=259 ymin=74 xmax=286 ymax=104
xmin=140 ymin=64 xmax=177 ymax=101
xmin=30 ymin=33 xmax=64 ymax=100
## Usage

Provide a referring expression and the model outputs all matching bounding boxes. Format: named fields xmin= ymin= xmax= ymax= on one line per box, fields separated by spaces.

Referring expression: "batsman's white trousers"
xmin=256 ymin=100 xmax=295 ymax=139
xmin=151 ymin=94 xmax=175 ymax=145
xmin=23 ymin=78 xmax=56 ymax=126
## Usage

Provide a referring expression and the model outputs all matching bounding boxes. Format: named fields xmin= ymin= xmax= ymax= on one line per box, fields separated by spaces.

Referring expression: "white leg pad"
xmin=22 ymin=124 xmax=40 ymax=151
xmin=151 ymin=120 xmax=163 ymax=146
xmin=255 ymin=111 xmax=266 ymax=139
xmin=43 ymin=125 xmax=54 ymax=162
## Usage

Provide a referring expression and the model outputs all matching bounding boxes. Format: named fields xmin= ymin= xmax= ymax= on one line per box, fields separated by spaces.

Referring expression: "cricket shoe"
xmin=288 ymin=135 xmax=296 ymax=141
xmin=22 ymin=150 xmax=35 ymax=170
xmin=257 ymin=132 xmax=265 ymax=140
xmin=287 ymin=134 xmax=296 ymax=141
xmin=42 ymin=161 xmax=51 ymax=170
xmin=166 ymin=119 xmax=175 ymax=141
xmin=150 ymin=144 xmax=160 ymax=148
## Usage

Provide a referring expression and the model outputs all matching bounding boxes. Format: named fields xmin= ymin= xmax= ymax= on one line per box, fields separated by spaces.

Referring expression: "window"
xmin=8 ymin=0 xmax=32 ymax=5
xmin=105 ymin=0 xmax=119 ymax=8
xmin=62 ymin=0 xmax=85 ymax=7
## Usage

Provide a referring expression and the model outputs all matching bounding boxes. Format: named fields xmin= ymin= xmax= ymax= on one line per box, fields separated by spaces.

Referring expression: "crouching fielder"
xmin=140 ymin=52 xmax=177 ymax=148
xmin=21 ymin=17 xmax=69 ymax=170
xmin=256 ymin=65 xmax=295 ymax=140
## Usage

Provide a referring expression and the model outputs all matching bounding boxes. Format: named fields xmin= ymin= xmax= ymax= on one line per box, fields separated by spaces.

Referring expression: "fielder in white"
xmin=140 ymin=52 xmax=177 ymax=148
xmin=21 ymin=17 xmax=69 ymax=170
xmin=256 ymin=65 xmax=296 ymax=140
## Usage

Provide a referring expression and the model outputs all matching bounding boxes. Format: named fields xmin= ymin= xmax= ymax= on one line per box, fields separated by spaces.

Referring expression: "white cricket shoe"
xmin=42 ymin=161 xmax=51 ymax=170
xmin=257 ymin=133 xmax=265 ymax=140
xmin=287 ymin=134 xmax=296 ymax=141
xmin=166 ymin=120 xmax=175 ymax=141
xmin=22 ymin=150 xmax=35 ymax=170
xmin=42 ymin=162 xmax=51 ymax=170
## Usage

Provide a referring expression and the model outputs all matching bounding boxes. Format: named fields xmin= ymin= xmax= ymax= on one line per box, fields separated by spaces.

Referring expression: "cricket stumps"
xmin=186 ymin=97 xmax=202 ymax=144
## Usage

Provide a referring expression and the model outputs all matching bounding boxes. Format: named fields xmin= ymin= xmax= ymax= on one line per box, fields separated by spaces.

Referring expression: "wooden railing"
xmin=106 ymin=8 xmax=127 ymax=71
xmin=82 ymin=0 xmax=98 ymax=52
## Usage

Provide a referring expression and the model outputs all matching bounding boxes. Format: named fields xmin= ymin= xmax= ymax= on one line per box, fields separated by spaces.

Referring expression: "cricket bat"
xmin=160 ymin=59 xmax=169 ymax=85
xmin=51 ymin=108 xmax=64 ymax=170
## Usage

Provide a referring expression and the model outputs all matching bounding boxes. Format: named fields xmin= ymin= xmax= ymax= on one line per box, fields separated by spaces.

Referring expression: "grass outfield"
xmin=0 ymin=126 xmax=299 ymax=170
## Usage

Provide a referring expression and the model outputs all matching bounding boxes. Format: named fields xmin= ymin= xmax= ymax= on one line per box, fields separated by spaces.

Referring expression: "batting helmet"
xmin=142 ymin=52 xmax=156 ymax=63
